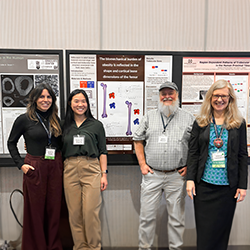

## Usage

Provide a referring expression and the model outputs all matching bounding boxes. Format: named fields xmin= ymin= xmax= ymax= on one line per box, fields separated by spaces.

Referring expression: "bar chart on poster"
xmin=0 ymin=50 xmax=64 ymax=159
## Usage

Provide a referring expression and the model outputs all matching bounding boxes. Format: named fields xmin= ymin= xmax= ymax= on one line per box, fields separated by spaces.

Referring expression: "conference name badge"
xmin=73 ymin=135 xmax=85 ymax=145
xmin=158 ymin=135 xmax=168 ymax=143
xmin=45 ymin=147 xmax=56 ymax=160
xmin=212 ymin=150 xmax=225 ymax=168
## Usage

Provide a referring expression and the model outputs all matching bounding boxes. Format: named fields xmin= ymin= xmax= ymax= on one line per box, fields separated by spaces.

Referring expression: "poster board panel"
xmin=0 ymin=49 xmax=64 ymax=166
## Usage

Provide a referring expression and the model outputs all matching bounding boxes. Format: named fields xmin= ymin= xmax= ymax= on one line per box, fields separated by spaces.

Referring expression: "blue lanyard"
xmin=161 ymin=113 xmax=174 ymax=133
xmin=36 ymin=112 xmax=52 ymax=145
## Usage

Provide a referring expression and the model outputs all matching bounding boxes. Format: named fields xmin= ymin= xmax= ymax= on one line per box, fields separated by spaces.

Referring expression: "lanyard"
xmin=36 ymin=112 xmax=52 ymax=145
xmin=212 ymin=116 xmax=224 ymax=139
xmin=161 ymin=113 xmax=174 ymax=133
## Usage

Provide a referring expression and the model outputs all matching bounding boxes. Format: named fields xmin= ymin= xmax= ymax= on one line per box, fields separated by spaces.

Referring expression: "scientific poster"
xmin=97 ymin=55 xmax=144 ymax=152
xmin=69 ymin=54 xmax=97 ymax=117
xmin=0 ymin=53 xmax=61 ymax=154
xmin=68 ymin=53 xmax=173 ymax=153
xmin=145 ymin=55 xmax=173 ymax=111
xmin=182 ymin=57 xmax=250 ymax=147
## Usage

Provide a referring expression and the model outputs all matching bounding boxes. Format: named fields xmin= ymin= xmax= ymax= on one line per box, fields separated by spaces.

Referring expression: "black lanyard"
xmin=36 ymin=112 xmax=52 ymax=145
xmin=161 ymin=114 xmax=174 ymax=133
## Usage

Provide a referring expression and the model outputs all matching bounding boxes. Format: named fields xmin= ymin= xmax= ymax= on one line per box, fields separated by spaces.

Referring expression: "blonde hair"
xmin=196 ymin=79 xmax=243 ymax=129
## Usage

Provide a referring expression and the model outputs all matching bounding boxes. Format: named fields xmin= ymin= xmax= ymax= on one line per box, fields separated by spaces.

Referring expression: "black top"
xmin=7 ymin=109 xmax=62 ymax=169
xmin=62 ymin=118 xmax=107 ymax=159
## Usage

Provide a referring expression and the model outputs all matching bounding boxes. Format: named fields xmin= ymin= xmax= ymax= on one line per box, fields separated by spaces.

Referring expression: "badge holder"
xmin=73 ymin=135 xmax=85 ymax=145
xmin=212 ymin=150 xmax=225 ymax=168
xmin=45 ymin=146 xmax=56 ymax=160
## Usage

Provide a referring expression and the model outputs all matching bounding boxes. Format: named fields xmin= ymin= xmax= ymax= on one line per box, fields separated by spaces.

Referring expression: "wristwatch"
xmin=102 ymin=170 xmax=108 ymax=174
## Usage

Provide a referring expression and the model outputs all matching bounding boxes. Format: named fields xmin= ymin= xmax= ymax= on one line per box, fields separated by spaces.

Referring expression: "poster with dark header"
xmin=69 ymin=53 xmax=173 ymax=153
xmin=0 ymin=53 xmax=61 ymax=155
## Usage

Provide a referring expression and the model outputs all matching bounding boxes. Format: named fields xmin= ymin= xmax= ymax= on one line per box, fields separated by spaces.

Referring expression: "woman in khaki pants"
xmin=62 ymin=89 xmax=108 ymax=250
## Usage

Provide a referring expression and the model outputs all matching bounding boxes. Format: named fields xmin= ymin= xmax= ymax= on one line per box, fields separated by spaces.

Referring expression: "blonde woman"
xmin=186 ymin=79 xmax=248 ymax=250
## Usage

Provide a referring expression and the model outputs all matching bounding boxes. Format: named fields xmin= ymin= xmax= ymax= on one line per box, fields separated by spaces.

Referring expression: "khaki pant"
xmin=64 ymin=156 xmax=102 ymax=250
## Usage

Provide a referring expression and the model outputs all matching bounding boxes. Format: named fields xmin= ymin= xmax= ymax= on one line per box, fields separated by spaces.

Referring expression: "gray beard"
xmin=158 ymin=99 xmax=179 ymax=117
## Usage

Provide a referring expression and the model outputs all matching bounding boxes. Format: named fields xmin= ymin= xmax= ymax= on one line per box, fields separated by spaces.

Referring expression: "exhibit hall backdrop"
xmin=1 ymin=0 xmax=250 ymax=248
xmin=66 ymin=50 xmax=250 ymax=165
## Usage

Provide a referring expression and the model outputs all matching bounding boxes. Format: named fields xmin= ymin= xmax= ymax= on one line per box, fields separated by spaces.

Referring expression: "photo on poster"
xmin=199 ymin=90 xmax=208 ymax=100
xmin=35 ymin=74 xmax=59 ymax=97
xmin=1 ymin=74 xmax=34 ymax=107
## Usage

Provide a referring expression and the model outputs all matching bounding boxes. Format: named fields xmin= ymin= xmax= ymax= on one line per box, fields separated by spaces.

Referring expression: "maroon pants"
xmin=22 ymin=153 xmax=63 ymax=250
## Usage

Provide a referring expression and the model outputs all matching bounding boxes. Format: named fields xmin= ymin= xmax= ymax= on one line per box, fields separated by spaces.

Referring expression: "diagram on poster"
xmin=98 ymin=81 xmax=143 ymax=137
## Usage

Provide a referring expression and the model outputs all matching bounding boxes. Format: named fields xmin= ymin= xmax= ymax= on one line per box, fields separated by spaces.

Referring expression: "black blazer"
xmin=187 ymin=120 xmax=248 ymax=189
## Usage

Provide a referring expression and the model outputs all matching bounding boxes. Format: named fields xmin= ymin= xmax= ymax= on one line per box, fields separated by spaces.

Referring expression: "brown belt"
xmin=149 ymin=166 xmax=184 ymax=173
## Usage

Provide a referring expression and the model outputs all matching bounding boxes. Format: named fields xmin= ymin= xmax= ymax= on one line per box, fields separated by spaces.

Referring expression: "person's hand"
xmin=178 ymin=166 xmax=187 ymax=176
xmin=186 ymin=180 xmax=196 ymax=200
xmin=101 ymin=174 xmax=108 ymax=191
xmin=234 ymin=188 xmax=247 ymax=202
xmin=21 ymin=164 xmax=35 ymax=174
xmin=140 ymin=163 xmax=154 ymax=175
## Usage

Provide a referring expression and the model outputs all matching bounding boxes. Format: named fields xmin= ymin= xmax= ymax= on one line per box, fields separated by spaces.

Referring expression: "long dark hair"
xmin=27 ymin=83 xmax=61 ymax=137
xmin=63 ymin=89 xmax=94 ymax=136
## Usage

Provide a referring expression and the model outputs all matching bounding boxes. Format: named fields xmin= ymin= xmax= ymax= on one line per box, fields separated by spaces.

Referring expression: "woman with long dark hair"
xmin=62 ymin=89 xmax=108 ymax=250
xmin=8 ymin=83 xmax=63 ymax=250
xmin=186 ymin=79 xmax=248 ymax=250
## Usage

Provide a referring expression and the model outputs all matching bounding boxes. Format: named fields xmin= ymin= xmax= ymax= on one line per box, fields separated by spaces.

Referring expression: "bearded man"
xmin=133 ymin=82 xmax=195 ymax=250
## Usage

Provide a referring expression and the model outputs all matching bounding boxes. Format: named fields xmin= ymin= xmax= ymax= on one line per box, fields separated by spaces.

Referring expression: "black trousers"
xmin=194 ymin=180 xmax=237 ymax=250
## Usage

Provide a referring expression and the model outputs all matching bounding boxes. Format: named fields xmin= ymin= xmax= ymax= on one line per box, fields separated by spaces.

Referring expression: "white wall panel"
xmin=0 ymin=0 xmax=250 ymax=51
xmin=101 ymin=0 xmax=206 ymax=51
xmin=206 ymin=0 xmax=250 ymax=51
xmin=1 ymin=0 xmax=250 ymax=247
xmin=0 ymin=0 xmax=100 ymax=49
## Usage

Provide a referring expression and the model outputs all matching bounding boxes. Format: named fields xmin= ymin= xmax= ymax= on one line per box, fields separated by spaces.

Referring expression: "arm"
xmin=234 ymin=120 xmax=248 ymax=201
xmin=134 ymin=140 xmax=153 ymax=175
xmin=179 ymin=115 xmax=195 ymax=177
xmin=96 ymin=121 xmax=108 ymax=191
xmin=237 ymin=120 xmax=248 ymax=189
xmin=186 ymin=120 xmax=200 ymax=199
xmin=99 ymin=154 xmax=108 ymax=191
xmin=186 ymin=120 xmax=201 ymax=181
xmin=7 ymin=115 xmax=35 ymax=173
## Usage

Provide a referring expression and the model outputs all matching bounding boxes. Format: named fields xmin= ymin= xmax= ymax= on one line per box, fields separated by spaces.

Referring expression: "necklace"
xmin=212 ymin=116 xmax=224 ymax=148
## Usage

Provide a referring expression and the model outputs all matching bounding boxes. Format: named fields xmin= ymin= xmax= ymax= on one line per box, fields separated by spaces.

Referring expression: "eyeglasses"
xmin=212 ymin=95 xmax=230 ymax=101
